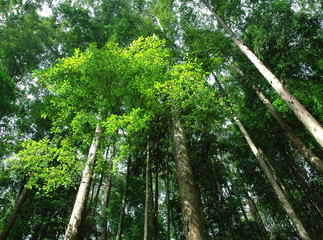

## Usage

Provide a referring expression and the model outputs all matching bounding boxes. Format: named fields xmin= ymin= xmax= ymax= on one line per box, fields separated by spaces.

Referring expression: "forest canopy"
xmin=0 ymin=0 xmax=322 ymax=240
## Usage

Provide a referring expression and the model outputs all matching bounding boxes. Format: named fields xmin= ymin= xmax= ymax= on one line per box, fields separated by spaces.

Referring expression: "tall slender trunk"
xmin=211 ymin=158 xmax=234 ymax=240
xmin=172 ymin=108 xmax=206 ymax=240
xmin=144 ymin=137 xmax=150 ymax=240
xmin=165 ymin=139 xmax=171 ymax=240
xmin=231 ymin=109 xmax=311 ymax=240
xmin=116 ymin=158 xmax=131 ymax=240
xmin=288 ymin=159 xmax=323 ymax=218
xmin=0 ymin=175 xmax=32 ymax=240
xmin=65 ymin=124 xmax=102 ymax=240
xmin=91 ymin=172 xmax=104 ymax=217
xmin=151 ymin=157 xmax=159 ymax=240
xmin=214 ymin=77 xmax=311 ymax=239
xmin=100 ymin=145 xmax=115 ymax=240
xmin=253 ymin=85 xmax=323 ymax=173
xmin=244 ymin=186 xmax=270 ymax=240
xmin=201 ymin=0 xmax=323 ymax=148
xmin=224 ymin=54 xmax=323 ymax=173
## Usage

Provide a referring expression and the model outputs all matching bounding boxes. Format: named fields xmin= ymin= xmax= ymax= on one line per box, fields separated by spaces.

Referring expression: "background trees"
xmin=0 ymin=0 xmax=322 ymax=239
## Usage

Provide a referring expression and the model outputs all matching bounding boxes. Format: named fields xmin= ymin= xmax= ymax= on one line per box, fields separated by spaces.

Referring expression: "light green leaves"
xmin=8 ymin=138 xmax=81 ymax=195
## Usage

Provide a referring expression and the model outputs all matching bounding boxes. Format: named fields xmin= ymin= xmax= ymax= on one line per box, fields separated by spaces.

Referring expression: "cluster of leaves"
xmin=8 ymin=138 xmax=81 ymax=195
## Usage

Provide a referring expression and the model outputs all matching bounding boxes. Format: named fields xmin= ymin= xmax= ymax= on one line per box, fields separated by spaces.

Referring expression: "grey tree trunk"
xmin=224 ymin=61 xmax=323 ymax=173
xmin=116 ymin=158 xmax=131 ymax=240
xmin=231 ymin=109 xmax=311 ymax=240
xmin=151 ymin=157 xmax=159 ymax=240
xmin=165 ymin=140 xmax=171 ymax=240
xmin=214 ymin=76 xmax=311 ymax=240
xmin=201 ymin=0 xmax=323 ymax=148
xmin=211 ymin=158 xmax=234 ymax=240
xmin=144 ymin=137 xmax=150 ymax=240
xmin=244 ymin=187 xmax=270 ymax=240
xmin=65 ymin=124 xmax=102 ymax=240
xmin=0 ymin=177 xmax=31 ymax=240
xmin=100 ymin=145 xmax=115 ymax=240
xmin=172 ymin=108 xmax=206 ymax=240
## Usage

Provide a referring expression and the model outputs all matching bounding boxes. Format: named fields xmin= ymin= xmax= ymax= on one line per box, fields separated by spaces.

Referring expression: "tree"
xmin=199 ymin=0 xmax=323 ymax=148
xmin=214 ymin=75 xmax=312 ymax=240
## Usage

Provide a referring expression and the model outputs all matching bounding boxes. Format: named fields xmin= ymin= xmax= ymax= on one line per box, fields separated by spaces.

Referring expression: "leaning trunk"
xmin=172 ymin=108 xmax=206 ymax=240
xmin=201 ymin=0 xmax=323 ymax=148
xmin=151 ymin=154 xmax=159 ymax=240
xmin=214 ymin=76 xmax=311 ymax=240
xmin=0 ymin=177 xmax=31 ymax=240
xmin=65 ymin=124 xmax=102 ymax=240
xmin=144 ymin=137 xmax=150 ymax=240
xmin=165 ymin=140 xmax=171 ymax=240
xmin=116 ymin=158 xmax=131 ymax=240
xmin=223 ymin=60 xmax=323 ymax=173
xmin=244 ymin=187 xmax=270 ymax=240
xmin=253 ymin=85 xmax=323 ymax=173
xmin=230 ymin=109 xmax=311 ymax=240
xmin=100 ymin=145 xmax=115 ymax=240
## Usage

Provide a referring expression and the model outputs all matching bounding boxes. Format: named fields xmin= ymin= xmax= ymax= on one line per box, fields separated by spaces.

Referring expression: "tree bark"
xmin=214 ymin=76 xmax=311 ymax=239
xmin=151 ymin=157 xmax=159 ymax=240
xmin=144 ymin=136 xmax=150 ymax=240
xmin=165 ymin=140 xmax=171 ymax=240
xmin=64 ymin=124 xmax=102 ymax=240
xmin=116 ymin=158 xmax=131 ymax=240
xmin=230 ymin=109 xmax=311 ymax=240
xmin=244 ymin=187 xmax=270 ymax=240
xmin=100 ymin=144 xmax=115 ymax=240
xmin=0 ymin=178 xmax=31 ymax=240
xmin=172 ymin=108 xmax=206 ymax=240
xmin=225 ymin=60 xmax=323 ymax=173
xmin=91 ymin=171 xmax=104 ymax=218
xmin=201 ymin=0 xmax=323 ymax=148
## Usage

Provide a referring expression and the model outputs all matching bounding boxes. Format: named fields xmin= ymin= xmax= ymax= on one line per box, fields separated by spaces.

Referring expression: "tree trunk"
xmin=0 ymin=177 xmax=31 ymax=240
xmin=64 ymin=124 xmax=102 ymax=240
xmin=288 ymin=160 xmax=323 ymax=218
xmin=201 ymin=0 xmax=323 ymax=148
xmin=244 ymin=187 xmax=270 ymax=240
xmin=165 ymin=140 xmax=171 ymax=240
xmin=91 ymin=172 xmax=104 ymax=217
xmin=144 ymin=136 xmax=150 ymax=240
xmin=100 ymin=144 xmax=115 ymax=240
xmin=211 ymin=158 xmax=235 ymax=240
xmin=230 ymin=109 xmax=311 ymax=240
xmin=224 ymin=49 xmax=323 ymax=173
xmin=214 ymin=76 xmax=311 ymax=239
xmin=151 ymin=157 xmax=159 ymax=240
xmin=116 ymin=158 xmax=131 ymax=240
xmin=172 ymin=108 xmax=206 ymax=240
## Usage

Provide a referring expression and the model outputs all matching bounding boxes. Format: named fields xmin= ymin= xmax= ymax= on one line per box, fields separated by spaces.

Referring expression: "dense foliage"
xmin=0 ymin=0 xmax=322 ymax=239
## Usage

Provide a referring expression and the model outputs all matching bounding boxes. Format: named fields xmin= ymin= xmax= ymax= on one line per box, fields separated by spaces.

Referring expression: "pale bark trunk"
xmin=244 ymin=188 xmax=270 ymax=240
xmin=165 ymin=140 xmax=171 ymax=240
xmin=91 ymin=172 xmax=104 ymax=217
xmin=144 ymin=137 xmax=150 ymax=240
xmin=100 ymin=145 xmax=115 ymax=240
xmin=254 ymin=85 xmax=323 ymax=173
xmin=289 ymin=161 xmax=323 ymax=218
xmin=211 ymin=158 xmax=234 ymax=240
xmin=64 ymin=124 xmax=102 ymax=240
xmin=225 ymin=61 xmax=323 ymax=173
xmin=116 ymin=158 xmax=131 ymax=240
xmin=0 ymin=180 xmax=30 ymax=240
xmin=151 ymin=158 xmax=159 ymax=240
xmin=172 ymin=108 xmax=206 ymax=240
xmin=201 ymin=0 xmax=323 ymax=148
xmin=214 ymin=76 xmax=311 ymax=239
xmin=230 ymin=109 xmax=311 ymax=240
